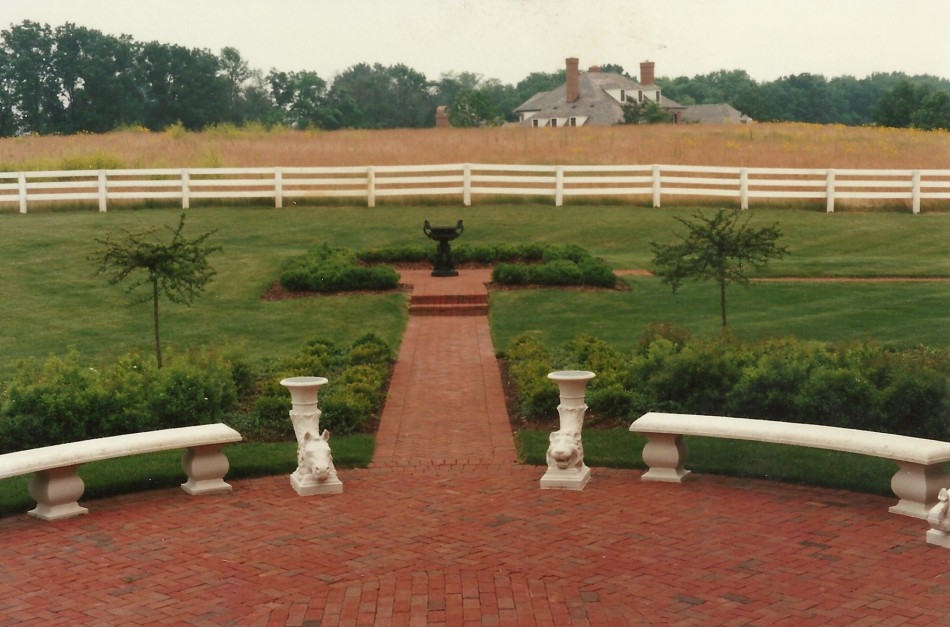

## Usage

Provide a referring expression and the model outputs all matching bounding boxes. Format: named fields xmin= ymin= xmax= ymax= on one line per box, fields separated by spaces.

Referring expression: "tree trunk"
xmin=152 ymin=278 xmax=163 ymax=368
xmin=719 ymin=279 xmax=728 ymax=330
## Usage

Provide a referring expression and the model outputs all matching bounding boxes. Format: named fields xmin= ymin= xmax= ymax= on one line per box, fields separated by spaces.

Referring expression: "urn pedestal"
xmin=540 ymin=370 xmax=596 ymax=490
xmin=280 ymin=376 xmax=343 ymax=496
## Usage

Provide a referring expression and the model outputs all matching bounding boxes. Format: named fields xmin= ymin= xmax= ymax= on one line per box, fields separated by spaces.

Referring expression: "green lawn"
xmin=2 ymin=204 xmax=947 ymax=379
xmin=491 ymin=276 xmax=950 ymax=353
xmin=1 ymin=204 xmax=948 ymax=510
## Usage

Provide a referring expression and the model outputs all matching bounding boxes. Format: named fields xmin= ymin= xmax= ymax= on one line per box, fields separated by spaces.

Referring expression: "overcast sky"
xmin=3 ymin=0 xmax=949 ymax=84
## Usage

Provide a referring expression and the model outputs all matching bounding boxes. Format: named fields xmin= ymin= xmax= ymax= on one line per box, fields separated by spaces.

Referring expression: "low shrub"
xmin=504 ymin=331 xmax=950 ymax=439
xmin=0 ymin=347 xmax=249 ymax=453
xmin=241 ymin=334 xmax=393 ymax=439
xmin=492 ymin=247 xmax=616 ymax=288
xmin=280 ymin=244 xmax=399 ymax=292
xmin=503 ymin=335 xmax=559 ymax=420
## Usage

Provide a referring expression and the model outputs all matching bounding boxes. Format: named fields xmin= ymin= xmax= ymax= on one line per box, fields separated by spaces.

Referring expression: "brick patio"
xmin=0 ymin=270 xmax=946 ymax=625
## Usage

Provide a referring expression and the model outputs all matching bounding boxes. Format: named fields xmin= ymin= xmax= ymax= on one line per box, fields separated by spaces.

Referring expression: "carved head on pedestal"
xmin=928 ymin=487 xmax=950 ymax=532
xmin=297 ymin=429 xmax=334 ymax=482
xmin=546 ymin=430 xmax=584 ymax=470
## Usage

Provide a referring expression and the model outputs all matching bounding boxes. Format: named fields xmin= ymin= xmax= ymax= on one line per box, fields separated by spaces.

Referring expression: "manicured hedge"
xmin=238 ymin=334 xmax=393 ymax=440
xmin=0 ymin=346 xmax=253 ymax=454
xmin=359 ymin=242 xmax=617 ymax=288
xmin=0 ymin=335 xmax=394 ymax=452
xmin=280 ymin=244 xmax=400 ymax=292
xmin=504 ymin=327 xmax=950 ymax=440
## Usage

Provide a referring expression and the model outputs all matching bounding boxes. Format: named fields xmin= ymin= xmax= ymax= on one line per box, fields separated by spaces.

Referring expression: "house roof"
xmin=514 ymin=71 xmax=684 ymax=126
xmin=681 ymin=103 xmax=752 ymax=124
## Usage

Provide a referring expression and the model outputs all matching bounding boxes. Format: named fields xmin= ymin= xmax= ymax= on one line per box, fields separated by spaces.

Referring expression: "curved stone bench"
xmin=629 ymin=412 xmax=950 ymax=519
xmin=0 ymin=423 xmax=242 ymax=521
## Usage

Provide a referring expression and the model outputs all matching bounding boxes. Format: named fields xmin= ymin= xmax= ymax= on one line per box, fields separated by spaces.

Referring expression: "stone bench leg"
xmin=640 ymin=433 xmax=691 ymax=483
xmin=181 ymin=444 xmax=233 ymax=496
xmin=28 ymin=465 xmax=88 ymax=521
xmin=889 ymin=461 xmax=947 ymax=519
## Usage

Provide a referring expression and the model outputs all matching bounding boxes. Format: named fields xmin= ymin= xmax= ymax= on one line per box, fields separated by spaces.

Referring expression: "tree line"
xmin=1 ymin=20 xmax=948 ymax=137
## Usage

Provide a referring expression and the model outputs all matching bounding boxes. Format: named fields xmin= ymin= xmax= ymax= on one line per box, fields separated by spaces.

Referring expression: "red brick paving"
xmin=0 ymin=270 xmax=947 ymax=625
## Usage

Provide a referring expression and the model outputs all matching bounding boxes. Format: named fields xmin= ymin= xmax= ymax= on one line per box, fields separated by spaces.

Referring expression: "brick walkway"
xmin=0 ymin=270 xmax=947 ymax=625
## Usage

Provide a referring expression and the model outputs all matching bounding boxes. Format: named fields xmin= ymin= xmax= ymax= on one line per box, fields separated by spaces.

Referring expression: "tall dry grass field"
xmin=0 ymin=123 xmax=947 ymax=172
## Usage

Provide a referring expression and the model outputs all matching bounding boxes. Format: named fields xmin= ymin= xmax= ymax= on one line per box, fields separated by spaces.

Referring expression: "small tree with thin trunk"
xmin=90 ymin=213 xmax=221 ymax=368
xmin=650 ymin=209 xmax=788 ymax=330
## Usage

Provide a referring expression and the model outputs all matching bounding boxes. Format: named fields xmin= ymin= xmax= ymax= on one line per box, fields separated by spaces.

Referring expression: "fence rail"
xmin=2 ymin=164 xmax=948 ymax=214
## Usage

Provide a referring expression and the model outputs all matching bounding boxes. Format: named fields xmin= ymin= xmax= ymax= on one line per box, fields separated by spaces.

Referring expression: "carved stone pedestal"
xmin=926 ymin=487 xmax=950 ymax=549
xmin=540 ymin=370 xmax=596 ymax=491
xmin=280 ymin=377 xmax=343 ymax=496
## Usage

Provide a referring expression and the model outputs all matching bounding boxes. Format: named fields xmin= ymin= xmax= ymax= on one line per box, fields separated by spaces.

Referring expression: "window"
xmin=550 ymin=119 xmax=557 ymax=127
xmin=619 ymin=89 xmax=626 ymax=103
xmin=569 ymin=117 xmax=577 ymax=126
xmin=655 ymin=90 xmax=661 ymax=103
xmin=532 ymin=118 xmax=539 ymax=127
xmin=638 ymin=90 xmax=643 ymax=103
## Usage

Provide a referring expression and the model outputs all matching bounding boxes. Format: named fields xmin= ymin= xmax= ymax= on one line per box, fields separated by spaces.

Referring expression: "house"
xmin=515 ymin=58 xmax=686 ymax=127
xmin=681 ymin=103 xmax=752 ymax=124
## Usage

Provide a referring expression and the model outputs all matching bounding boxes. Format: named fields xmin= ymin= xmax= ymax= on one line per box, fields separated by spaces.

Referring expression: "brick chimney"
xmin=640 ymin=60 xmax=655 ymax=86
xmin=566 ymin=57 xmax=579 ymax=103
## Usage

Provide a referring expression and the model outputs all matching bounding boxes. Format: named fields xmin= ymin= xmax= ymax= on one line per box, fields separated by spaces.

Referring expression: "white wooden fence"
xmin=2 ymin=164 xmax=948 ymax=214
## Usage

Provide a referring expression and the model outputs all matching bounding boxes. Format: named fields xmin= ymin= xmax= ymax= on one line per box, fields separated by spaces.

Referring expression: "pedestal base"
xmin=540 ymin=465 xmax=591 ymax=490
xmin=927 ymin=529 xmax=950 ymax=549
xmin=291 ymin=473 xmax=343 ymax=496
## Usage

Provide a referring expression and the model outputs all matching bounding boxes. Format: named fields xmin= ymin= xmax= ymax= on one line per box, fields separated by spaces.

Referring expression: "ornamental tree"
xmin=90 ymin=213 xmax=221 ymax=368
xmin=650 ymin=209 xmax=788 ymax=330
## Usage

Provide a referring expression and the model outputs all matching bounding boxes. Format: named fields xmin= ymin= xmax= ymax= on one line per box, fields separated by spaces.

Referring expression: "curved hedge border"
xmin=0 ymin=335 xmax=394 ymax=453
xmin=360 ymin=242 xmax=617 ymax=288
xmin=504 ymin=326 xmax=950 ymax=440
xmin=280 ymin=244 xmax=400 ymax=292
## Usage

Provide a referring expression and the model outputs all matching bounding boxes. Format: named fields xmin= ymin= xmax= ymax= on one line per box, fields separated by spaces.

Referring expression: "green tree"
xmin=650 ymin=209 xmax=788 ymax=330
xmin=327 ymin=62 xmax=434 ymax=129
xmin=873 ymin=79 xmax=920 ymax=128
xmin=515 ymin=70 xmax=565 ymax=105
xmin=268 ymin=69 xmax=332 ymax=128
xmin=52 ymin=23 xmax=143 ymax=133
xmin=0 ymin=20 xmax=62 ymax=134
xmin=911 ymin=90 xmax=950 ymax=130
xmin=449 ymin=88 xmax=503 ymax=127
xmin=218 ymin=46 xmax=252 ymax=124
xmin=90 ymin=214 xmax=222 ymax=368
xmin=622 ymin=101 xmax=671 ymax=124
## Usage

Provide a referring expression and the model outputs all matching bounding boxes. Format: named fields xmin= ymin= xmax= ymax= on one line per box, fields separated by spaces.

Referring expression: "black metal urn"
xmin=423 ymin=219 xmax=464 ymax=277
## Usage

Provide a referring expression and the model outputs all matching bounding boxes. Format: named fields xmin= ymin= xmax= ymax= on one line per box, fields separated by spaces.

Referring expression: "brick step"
xmin=409 ymin=303 xmax=489 ymax=317
xmin=409 ymin=294 xmax=488 ymax=307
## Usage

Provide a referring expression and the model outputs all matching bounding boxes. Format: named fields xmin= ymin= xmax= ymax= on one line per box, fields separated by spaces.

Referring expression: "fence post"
xmin=274 ymin=168 xmax=283 ymax=209
xmin=825 ymin=169 xmax=835 ymax=213
xmin=463 ymin=164 xmax=471 ymax=207
xmin=740 ymin=168 xmax=749 ymax=210
xmin=555 ymin=166 xmax=564 ymax=207
xmin=98 ymin=170 xmax=108 ymax=213
xmin=367 ymin=167 xmax=376 ymax=208
xmin=18 ymin=172 xmax=27 ymax=214
xmin=912 ymin=170 xmax=921 ymax=214
xmin=652 ymin=165 xmax=661 ymax=208
xmin=181 ymin=170 xmax=190 ymax=210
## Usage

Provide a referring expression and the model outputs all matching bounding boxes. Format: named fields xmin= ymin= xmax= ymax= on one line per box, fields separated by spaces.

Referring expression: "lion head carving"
xmin=546 ymin=430 xmax=584 ymax=471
